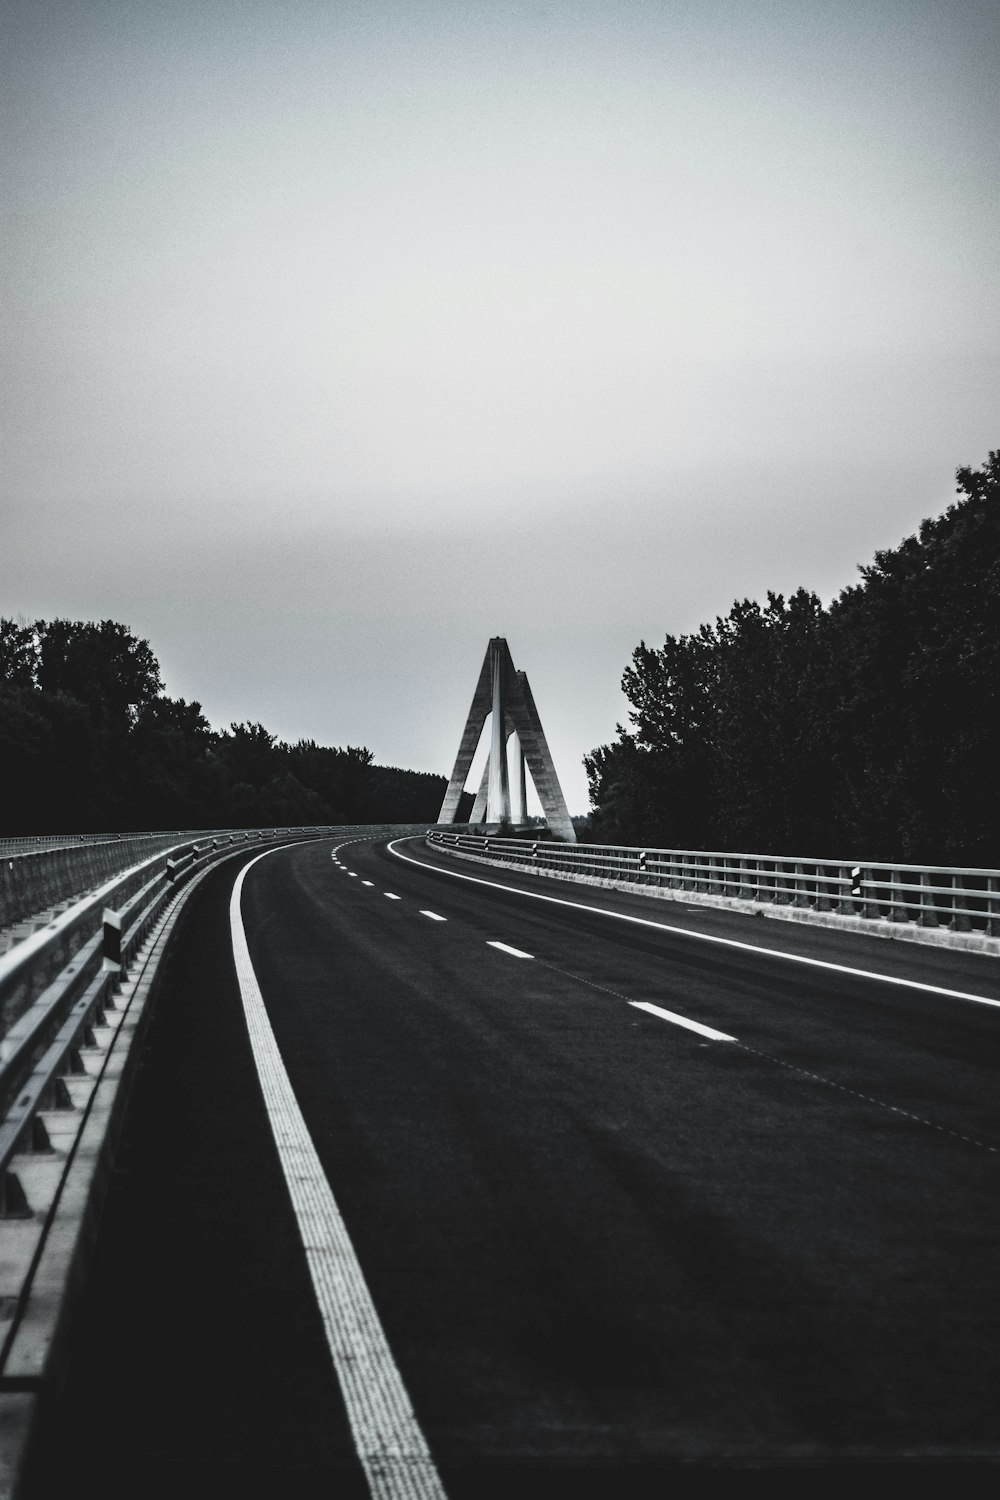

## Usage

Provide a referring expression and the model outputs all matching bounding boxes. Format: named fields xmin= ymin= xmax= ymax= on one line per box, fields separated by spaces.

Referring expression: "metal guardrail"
xmin=0 ymin=825 xmax=338 ymax=931
xmin=426 ymin=832 xmax=1000 ymax=938
xmin=0 ymin=820 xmax=438 ymax=1216
xmin=0 ymin=830 xmax=211 ymax=856
xmin=0 ymin=831 xmax=305 ymax=1214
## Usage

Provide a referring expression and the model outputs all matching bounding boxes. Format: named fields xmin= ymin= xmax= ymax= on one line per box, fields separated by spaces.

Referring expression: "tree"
xmin=586 ymin=453 xmax=1000 ymax=863
xmin=35 ymin=619 xmax=162 ymax=729
xmin=0 ymin=618 xmax=39 ymax=688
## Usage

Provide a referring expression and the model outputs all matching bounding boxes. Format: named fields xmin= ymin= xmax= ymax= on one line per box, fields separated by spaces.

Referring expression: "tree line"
xmin=585 ymin=452 xmax=1000 ymax=866
xmin=0 ymin=618 xmax=471 ymax=833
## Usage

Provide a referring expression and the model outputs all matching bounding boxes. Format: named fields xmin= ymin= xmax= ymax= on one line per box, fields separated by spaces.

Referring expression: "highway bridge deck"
xmin=25 ymin=836 xmax=1000 ymax=1494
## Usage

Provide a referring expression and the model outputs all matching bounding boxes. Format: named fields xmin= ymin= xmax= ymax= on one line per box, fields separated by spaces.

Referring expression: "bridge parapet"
xmin=0 ymin=827 xmax=346 ymax=934
xmin=427 ymin=832 xmax=1000 ymax=955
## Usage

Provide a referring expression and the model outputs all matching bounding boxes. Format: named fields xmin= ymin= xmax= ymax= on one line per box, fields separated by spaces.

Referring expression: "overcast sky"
xmin=3 ymin=0 xmax=998 ymax=816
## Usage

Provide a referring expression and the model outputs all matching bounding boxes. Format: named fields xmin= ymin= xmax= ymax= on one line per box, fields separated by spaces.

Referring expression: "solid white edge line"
xmin=487 ymin=941 xmax=533 ymax=959
xmin=230 ymin=847 xmax=446 ymax=1499
xmin=629 ymin=1000 xmax=736 ymax=1042
xmin=387 ymin=839 xmax=1000 ymax=1010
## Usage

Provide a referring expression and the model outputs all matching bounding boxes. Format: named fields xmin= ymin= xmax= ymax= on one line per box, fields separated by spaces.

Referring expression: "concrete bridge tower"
xmin=438 ymin=638 xmax=577 ymax=842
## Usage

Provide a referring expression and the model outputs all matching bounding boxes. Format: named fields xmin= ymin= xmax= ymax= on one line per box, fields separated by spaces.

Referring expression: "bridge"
xmin=2 ymin=825 xmax=1000 ymax=1492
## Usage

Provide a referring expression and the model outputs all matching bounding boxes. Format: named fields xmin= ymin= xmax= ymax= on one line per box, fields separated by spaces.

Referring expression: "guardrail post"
xmin=864 ymin=869 xmax=882 ymax=920
xmin=951 ymin=873 xmax=971 ymax=932
xmin=102 ymin=907 xmax=123 ymax=973
xmin=989 ymin=877 xmax=1000 ymax=938
xmin=919 ymin=871 xmax=939 ymax=927
xmin=888 ymin=868 xmax=908 ymax=923
xmin=793 ymin=862 xmax=808 ymax=907
xmin=0 ymin=1170 xmax=32 ymax=1220
xmin=848 ymin=864 xmax=876 ymax=918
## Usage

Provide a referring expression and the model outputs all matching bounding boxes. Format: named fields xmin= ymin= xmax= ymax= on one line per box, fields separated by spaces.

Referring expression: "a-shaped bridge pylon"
xmin=437 ymin=638 xmax=576 ymax=842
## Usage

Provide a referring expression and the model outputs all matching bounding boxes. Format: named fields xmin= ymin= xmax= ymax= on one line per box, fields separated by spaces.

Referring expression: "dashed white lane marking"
xmin=387 ymin=840 xmax=1000 ymax=1011
xmin=488 ymin=941 xmax=533 ymax=959
xmin=534 ymin=957 xmax=997 ymax=1153
xmin=230 ymin=851 xmax=446 ymax=1500
xmin=420 ymin=911 xmax=446 ymax=922
xmin=385 ymin=892 xmax=401 ymax=901
xmin=362 ymin=881 xmax=374 ymax=887
xmin=349 ymin=872 xmax=358 ymax=878
xmin=629 ymin=1000 xmax=736 ymax=1042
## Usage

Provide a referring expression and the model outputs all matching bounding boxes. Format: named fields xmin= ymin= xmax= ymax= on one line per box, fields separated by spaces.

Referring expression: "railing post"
xmin=951 ymin=873 xmax=971 ymax=932
xmin=862 ymin=867 xmax=881 ymax=920
xmin=848 ymin=864 xmax=876 ymax=918
xmin=793 ymin=862 xmax=807 ymax=907
xmin=102 ymin=907 xmax=122 ymax=974
xmin=888 ymin=868 xmax=908 ymax=923
xmin=919 ymin=871 xmax=939 ymax=927
xmin=814 ymin=863 xmax=828 ymax=912
xmin=988 ymin=877 xmax=1000 ymax=938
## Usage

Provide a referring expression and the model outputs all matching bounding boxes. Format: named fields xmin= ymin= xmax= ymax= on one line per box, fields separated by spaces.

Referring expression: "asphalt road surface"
xmin=30 ymin=836 xmax=1000 ymax=1494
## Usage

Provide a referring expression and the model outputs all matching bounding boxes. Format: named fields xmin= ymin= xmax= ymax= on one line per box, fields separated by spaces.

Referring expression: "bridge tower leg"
xmin=469 ymin=760 xmax=489 ymax=824
xmin=487 ymin=642 xmax=511 ymax=823
xmin=438 ymin=646 xmax=492 ymax=825
xmin=511 ymin=733 xmax=527 ymax=826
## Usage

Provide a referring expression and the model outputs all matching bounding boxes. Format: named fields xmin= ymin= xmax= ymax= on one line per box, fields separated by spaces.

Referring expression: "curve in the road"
xmin=388 ymin=838 xmax=1000 ymax=1009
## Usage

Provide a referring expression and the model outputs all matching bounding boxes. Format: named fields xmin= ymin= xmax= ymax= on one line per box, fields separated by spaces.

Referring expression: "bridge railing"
xmin=0 ymin=826 xmax=335 ymax=932
xmin=0 ymin=821 xmax=434 ymax=1204
xmin=0 ymin=827 xmax=339 ymax=1136
xmin=426 ymin=832 xmax=1000 ymax=939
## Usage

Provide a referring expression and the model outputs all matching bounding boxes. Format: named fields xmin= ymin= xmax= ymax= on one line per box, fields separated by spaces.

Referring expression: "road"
xmin=29 ymin=835 xmax=1000 ymax=1493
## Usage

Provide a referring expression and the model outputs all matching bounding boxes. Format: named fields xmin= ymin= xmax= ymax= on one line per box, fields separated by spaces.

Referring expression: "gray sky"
xmin=3 ymin=0 xmax=998 ymax=815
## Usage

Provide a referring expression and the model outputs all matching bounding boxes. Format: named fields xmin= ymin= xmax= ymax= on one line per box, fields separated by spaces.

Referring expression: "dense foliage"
xmin=0 ymin=619 xmax=469 ymax=833
xmin=585 ymin=453 xmax=1000 ymax=865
